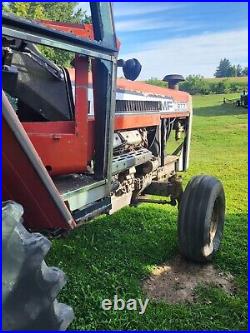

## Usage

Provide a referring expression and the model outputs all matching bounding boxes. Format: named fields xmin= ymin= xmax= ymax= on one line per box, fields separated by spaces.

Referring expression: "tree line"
xmin=215 ymin=58 xmax=248 ymax=78
xmin=146 ymin=57 xmax=248 ymax=95
xmin=146 ymin=76 xmax=248 ymax=95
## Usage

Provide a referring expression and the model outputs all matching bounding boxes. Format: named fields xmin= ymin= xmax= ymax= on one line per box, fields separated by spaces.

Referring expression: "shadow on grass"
xmin=194 ymin=104 xmax=248 ymax=117
xmin=46 ymin=205 xmax=247 ymax=330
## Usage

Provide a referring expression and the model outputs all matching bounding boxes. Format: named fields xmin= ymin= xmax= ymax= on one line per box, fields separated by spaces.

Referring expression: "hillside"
xmin=205 ymin=76 xmax=248 ymax=85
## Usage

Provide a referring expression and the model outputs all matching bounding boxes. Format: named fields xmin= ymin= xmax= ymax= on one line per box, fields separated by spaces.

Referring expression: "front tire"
xmin=178 ymin=175 xmax=225 ymax=263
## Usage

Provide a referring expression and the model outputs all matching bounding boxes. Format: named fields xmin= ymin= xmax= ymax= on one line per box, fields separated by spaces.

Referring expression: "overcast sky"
xmin=79 ymin=2 xmax=248 ymax=80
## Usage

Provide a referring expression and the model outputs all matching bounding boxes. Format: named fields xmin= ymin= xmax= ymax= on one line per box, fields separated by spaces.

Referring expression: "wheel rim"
xmin=203 ymin=198 xmax=220 ymax=257
xmin=210 ymin=206 xmax=218 ymax=241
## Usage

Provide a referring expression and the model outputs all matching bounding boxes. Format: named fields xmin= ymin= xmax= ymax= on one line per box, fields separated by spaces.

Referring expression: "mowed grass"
xmin=47 ymin=93 xmax=248 ymax=330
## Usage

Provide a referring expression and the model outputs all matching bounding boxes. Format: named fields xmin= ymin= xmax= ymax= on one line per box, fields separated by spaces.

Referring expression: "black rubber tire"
xmin=2 ymin=201 xmax=74 ymax=330
xmin=178 ymin=175 xmax=225 ymax=263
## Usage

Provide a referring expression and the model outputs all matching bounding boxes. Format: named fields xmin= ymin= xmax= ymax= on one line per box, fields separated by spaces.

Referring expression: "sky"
xmin=79 ymin=2 xmax=248 ymax=80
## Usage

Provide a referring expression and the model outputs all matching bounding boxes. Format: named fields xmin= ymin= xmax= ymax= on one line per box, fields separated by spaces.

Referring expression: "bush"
xmin=180 ymin=75 xmax=210 ymax=95
xmin=228 ymin=82 xmax=242 ymax=93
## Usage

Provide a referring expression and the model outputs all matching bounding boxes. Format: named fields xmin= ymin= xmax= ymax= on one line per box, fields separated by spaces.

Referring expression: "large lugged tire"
xmin=2 ymin=201 xmax=74 ymax=330
xmin=178 ymin=175 xmax=225 ymax=263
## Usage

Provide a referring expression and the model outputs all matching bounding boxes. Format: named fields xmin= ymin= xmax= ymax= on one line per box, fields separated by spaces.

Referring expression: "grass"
xmin=47 ymin=93 xmax=248 ymax=330
xmin=205 ymin=76 xmax=248 ymax=85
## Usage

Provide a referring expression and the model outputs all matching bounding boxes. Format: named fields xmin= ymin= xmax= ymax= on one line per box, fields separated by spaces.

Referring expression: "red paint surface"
xmin=23 ymin=56 xmax=90 ymax=176
xmin=2 ymin=96 xmax=74 ymax=230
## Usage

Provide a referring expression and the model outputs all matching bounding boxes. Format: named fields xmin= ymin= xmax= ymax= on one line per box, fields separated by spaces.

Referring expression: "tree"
xmin=180 ymin=75 xmax=209 ymax=95
xmin=228 ymin=65 xmax=237 ymax=77
xmin=214 ymin=59 xmax=247 ymax=78
xmin=3 ymin=2 xmax=87 ymax=24
xmin=3 ymin=2 xmax=45 ymax=19
xmin=2 ymin=2 xmax=90 ymax=66
xmin=214 ymin=58 xmax=233 ymax=78
xmin=236 ymin=64 xmax=243 ymax=77
xmin=242 ymin=67 xmax=248 ymax=76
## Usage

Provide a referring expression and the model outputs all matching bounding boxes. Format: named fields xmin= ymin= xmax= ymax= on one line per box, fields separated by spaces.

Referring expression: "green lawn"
xmin=48 ymin=93 xmax=248 ymax=330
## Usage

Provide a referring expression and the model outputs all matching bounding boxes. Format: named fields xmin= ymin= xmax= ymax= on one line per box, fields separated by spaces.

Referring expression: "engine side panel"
xmin=2 ymin=91 xmax=75 ymax=230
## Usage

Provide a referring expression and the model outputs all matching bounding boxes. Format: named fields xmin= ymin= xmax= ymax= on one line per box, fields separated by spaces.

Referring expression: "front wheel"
xmin=178 ymin=175 xmax=225 ymax=263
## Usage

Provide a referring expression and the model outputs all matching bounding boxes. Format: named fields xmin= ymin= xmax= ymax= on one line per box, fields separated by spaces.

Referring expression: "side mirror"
xmin=118 ymin=58 xmax=142 ymax=81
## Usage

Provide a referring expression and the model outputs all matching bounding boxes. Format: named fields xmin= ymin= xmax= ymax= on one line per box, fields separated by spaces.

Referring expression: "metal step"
xmin=72 ymin=197 xmax=111 ymax=224
xmin=112 ymin=148 xmax=152 ymax=175
xmin=53 ymin=148 xmax=152 ymax=212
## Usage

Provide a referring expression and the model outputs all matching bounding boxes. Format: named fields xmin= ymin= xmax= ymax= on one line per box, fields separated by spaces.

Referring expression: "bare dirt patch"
xmin=143 ymin=255 xmax=235 ymax=304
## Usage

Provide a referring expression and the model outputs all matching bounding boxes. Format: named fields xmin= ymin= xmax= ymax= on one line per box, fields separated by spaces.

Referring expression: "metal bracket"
xmin=142 ymin=174 xmax=183 ymax=204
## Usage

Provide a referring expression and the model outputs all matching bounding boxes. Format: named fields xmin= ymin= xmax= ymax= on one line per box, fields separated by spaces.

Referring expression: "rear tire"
xmin=178 ymin=175 xmax=225 ymax=263
xmin=2 ymin=201 xmax=74 ymax=330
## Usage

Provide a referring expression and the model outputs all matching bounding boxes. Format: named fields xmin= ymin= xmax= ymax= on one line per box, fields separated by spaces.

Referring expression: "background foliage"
xmin=2 ymin=2 xmax=90 ymax=67
xmin=146 ymin=76 xmax=248 ymax=95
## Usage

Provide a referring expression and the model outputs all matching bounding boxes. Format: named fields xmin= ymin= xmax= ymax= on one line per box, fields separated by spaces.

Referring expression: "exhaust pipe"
xmin=162 ymin=74 xmax=185 ymax=90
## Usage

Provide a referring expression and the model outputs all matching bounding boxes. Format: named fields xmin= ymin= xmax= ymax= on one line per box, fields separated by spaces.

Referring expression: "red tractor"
xmin=2 ymin=3 xmax=225 ymax=330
